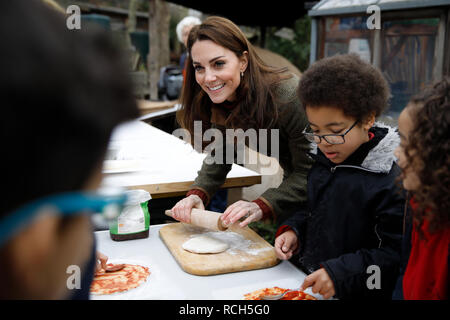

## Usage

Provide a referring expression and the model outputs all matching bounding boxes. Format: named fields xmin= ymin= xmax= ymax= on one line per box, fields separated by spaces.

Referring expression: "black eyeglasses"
xmin=303 ymin=121 xmax=358 ymax=145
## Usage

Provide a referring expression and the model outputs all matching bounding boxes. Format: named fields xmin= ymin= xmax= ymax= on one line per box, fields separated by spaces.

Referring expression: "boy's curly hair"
xmin=298 ymin=54 xmax=390 ymax=122
xmin=406 ymin=77 xmax=450 ymax=233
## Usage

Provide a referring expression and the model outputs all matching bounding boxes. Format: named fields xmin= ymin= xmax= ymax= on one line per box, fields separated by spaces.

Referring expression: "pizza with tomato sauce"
xmin=90 ymin=263 xmax=150 ymax=295
xmin=244 ymin=286 xmax=317 ymax=300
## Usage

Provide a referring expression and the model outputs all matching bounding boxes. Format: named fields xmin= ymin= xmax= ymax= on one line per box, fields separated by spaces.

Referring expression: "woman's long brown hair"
xmin=405 ymin=77 xmax=450 ymax=233
xmin=176 ymin=16 xmax=292 ymax=145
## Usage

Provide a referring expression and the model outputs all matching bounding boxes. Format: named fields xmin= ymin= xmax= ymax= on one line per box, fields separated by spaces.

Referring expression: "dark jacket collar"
xmin=210 ymin=100 xmax=238 ymax=127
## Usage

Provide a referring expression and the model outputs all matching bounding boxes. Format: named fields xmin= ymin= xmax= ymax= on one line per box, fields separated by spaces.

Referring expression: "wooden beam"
xmin=148 ymin=0 xmax=170 ymax=100
xmin=148 ymin=0 xmax=159 ymax=100
xmin=372 ymin=28 xmax=381 ymax=69
xmin=445 ymin=8 xmax=450 ymax=77
xmin=432 ymin=12 xmax=447 ymax=80
xmin=137 ymin=99 xmax=178 ymax=116
xmin=125 ymin=175 xmax=262 ymax=199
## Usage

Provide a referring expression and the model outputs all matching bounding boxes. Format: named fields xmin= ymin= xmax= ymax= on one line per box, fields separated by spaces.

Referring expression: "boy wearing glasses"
xmin=274 ymin=54 xmax=404 ymax=299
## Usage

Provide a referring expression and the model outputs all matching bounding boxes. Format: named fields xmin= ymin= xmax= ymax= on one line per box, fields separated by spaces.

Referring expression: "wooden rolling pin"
xmin=165 ymin=208 xmax=228 ymax=231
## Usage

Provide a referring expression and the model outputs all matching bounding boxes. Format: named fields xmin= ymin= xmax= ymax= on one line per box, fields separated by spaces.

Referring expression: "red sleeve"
xmin=186 ymin=189 xmax=208 ymax=205
xmin=275 ymin=225 xmax=294 ymax=238
xmin=253 ymin=198 xmax=273 ymax=220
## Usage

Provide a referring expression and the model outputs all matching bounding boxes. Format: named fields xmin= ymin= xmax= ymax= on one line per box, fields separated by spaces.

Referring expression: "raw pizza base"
xmin=182 ymin=235 xmax=229 ymax=254
xmin=244 ymin=286 xmax=317 ymax=300
xmin=90 ymin=263 xmax=150 ymax=295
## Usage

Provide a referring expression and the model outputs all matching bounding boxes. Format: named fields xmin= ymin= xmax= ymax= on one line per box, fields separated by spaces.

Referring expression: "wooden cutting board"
xmin=159 ymin=223 xmax=279 ymax=276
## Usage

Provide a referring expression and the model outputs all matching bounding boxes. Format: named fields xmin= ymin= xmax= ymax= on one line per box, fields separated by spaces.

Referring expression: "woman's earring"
xmin=240 ymin=71 xmax=244 ymax=78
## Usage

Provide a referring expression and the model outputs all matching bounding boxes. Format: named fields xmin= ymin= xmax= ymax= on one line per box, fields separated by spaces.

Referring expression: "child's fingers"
xmin=275 ymin=248 xmax=287 ymax=260
xmin=274 ymin=237 xmax=293 ymax=260
xmin=321 ymin=288 xmax=334 ymax=300
xmin=319 ymin=281 xmax=335 ymax=299
xmin=274 ymin=237 xmax=287 ymax=259
xmin=96 ymin=251 xmax=108 ymax=271
xmin=275 ymin=235 xmax=293 ymax=253
xmin=276 ymin=249 xmax=293 ymax=260
xmin=275 ymin=233 xmax=299 ymax=260
xmin=311 ymin=279 xmax=323 ymax=295
xmin=300 ymin=272 xmax=317 ymax=291
xmin=274 ymin=235 xmax=285 ymax=248
xmin=282 ymin=239 xmax=294 ymax=253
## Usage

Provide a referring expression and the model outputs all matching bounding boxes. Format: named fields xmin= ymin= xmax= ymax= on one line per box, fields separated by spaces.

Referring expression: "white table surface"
xmin=101 ymin=120 xmax=261 ymax=196
xmin=138 ymin=103 xmax=181 ymax=121
xmin=93 ymin=224 xmax=316 ymax=300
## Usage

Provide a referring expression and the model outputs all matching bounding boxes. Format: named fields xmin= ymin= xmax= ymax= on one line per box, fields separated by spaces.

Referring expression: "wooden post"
xmin=159 ymin=2 xmax=170 ymax=68
xmin=148 ymin=0 xmax=170 ymax=101
xmin=445 ymin=9 xmax=450 ymax=77
xmin=148 ymin=0 xmax=159 ymax=100
xmin=432 ymin=12 xmax=446 ymax=81
xmin=127 ymin=0 xmax=137 ymax=33
xmin=260 ymin=25 xmax=266 ymax=48
xmin=372 ymin=28 xmax=381 ymax=70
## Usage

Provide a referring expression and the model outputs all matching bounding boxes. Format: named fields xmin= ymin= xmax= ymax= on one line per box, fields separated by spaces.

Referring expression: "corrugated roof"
xmin=309 ymin=0 xmax=450 ymax=16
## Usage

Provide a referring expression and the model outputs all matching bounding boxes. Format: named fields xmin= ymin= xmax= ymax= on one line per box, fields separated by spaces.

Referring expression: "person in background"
xmin=393 ymin=78 xmax=449 ymax=300
xmin=274 ymin=54 xmax=404 ymax=299
xmin=176 ymin=15 xmax=201 ymax=77
xmin=170 ymin=16 xmax=313 ymax=228
xmin=0 ymin=0 xmax=139 ymax=299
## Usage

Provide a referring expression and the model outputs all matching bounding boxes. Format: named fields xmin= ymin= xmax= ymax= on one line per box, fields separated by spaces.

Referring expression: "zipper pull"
xmin=331 ymin=166 xmax=336 ymax=173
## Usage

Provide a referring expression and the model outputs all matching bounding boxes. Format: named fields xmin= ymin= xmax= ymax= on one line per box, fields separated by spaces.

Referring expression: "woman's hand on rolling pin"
xmin=221 ymin=200 xmax=262 ymax=228
xmin=171 ymin=195 xmax=205 ymax=223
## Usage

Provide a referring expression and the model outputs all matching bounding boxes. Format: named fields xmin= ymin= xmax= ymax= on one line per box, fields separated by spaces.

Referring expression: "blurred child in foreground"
xmin=0 ymin=0 xmax=139 ymax=299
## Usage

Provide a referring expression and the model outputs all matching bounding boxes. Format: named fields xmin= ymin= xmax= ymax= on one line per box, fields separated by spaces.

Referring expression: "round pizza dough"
xmin=182 ymin=235 xmax=229 ymax=254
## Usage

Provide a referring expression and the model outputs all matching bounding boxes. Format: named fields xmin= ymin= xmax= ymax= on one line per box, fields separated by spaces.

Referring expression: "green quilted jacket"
xmin=190 ymin=75 xmax=313 ymax=221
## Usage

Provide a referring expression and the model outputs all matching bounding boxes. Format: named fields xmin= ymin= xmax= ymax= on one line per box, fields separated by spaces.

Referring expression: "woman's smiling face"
xmin=191 ymin=39 xmax=247 ymax=104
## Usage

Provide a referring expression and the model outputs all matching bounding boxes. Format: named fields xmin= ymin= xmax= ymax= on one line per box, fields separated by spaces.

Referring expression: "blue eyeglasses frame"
xmin=0 ymin=190 xmax=127 ymax=247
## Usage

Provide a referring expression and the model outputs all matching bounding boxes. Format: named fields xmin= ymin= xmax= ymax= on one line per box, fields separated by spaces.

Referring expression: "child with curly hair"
xmin=394 ymin=78 xmax=450 ymax=300
xmin=274 ymin=54 xmax=404 ymax=299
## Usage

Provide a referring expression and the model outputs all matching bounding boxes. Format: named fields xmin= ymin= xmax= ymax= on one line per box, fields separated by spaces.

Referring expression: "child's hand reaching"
xmin=274 ymin=230 xmax=298 ymax=260
xmin=300 ymin=268 xmax=335 ymax=299
xmin=96 ymin=251 xmax=108 ymax=273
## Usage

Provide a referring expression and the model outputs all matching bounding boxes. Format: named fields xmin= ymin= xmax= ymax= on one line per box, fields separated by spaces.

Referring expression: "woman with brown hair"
xmin=170 ymin=16 xmax=312 ymax=227
xmin=394 ymin=77 xmax=450 ymax=300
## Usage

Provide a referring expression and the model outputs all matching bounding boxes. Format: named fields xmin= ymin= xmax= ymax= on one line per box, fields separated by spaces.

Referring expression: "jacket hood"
xmin=361 ymin=122 xmax=399 ymax=173
xmin=309 ymin=122 xmax=400 ymax=173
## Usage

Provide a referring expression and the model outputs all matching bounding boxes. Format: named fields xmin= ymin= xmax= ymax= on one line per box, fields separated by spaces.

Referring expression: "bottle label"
xmin=111 ymin=202 xmax=150 ymax=235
